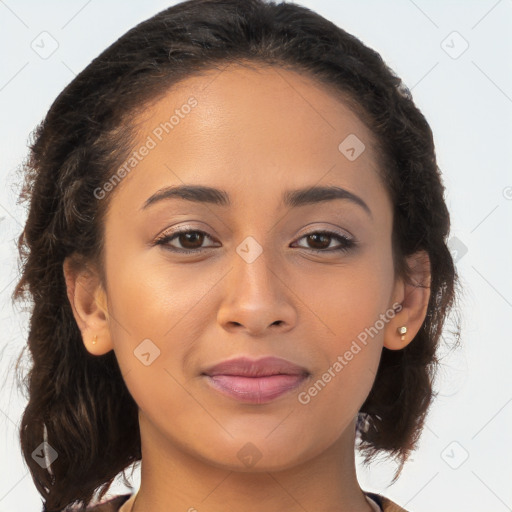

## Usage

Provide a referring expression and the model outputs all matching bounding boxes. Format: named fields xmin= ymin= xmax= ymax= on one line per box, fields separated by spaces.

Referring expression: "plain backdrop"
xmin=1 ymin=1 xmax=511 ymax=511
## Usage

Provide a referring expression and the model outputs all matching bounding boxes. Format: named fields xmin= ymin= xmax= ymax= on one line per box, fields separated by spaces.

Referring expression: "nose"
xmin=216 ymin=245 xmax=297 ymax=336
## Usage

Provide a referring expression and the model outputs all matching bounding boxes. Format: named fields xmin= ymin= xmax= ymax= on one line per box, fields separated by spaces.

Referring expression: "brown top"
xmin=83 ymin=492 xmax=409 ymax=511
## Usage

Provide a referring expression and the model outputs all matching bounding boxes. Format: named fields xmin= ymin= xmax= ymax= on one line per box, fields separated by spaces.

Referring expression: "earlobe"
xmin=384 ymin=250 xmax=431 ymax=350
xmin=62 ymin=256 xmax=113 ymax=356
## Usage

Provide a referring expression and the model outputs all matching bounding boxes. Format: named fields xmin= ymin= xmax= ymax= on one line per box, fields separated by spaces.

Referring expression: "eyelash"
xmin=154 ymin=228 xmax=356 ymax=255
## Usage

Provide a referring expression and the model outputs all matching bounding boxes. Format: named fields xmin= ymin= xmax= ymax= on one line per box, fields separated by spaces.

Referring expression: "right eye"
xmin=154 ymin=229 xmax=219 ymax=254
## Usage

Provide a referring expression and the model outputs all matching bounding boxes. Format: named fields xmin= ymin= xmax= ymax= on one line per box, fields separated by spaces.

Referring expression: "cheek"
xmin=294 ymin=253 xmax=395 ymax=348
xmin=106 ymin=243 xmax=216 ymax=337
xmin=293 ymin=267 xmax=391 ymax=433
xmin=104 ymin=248 xmax=220 ymax=393
xmin=291 ymin=250 xmax=394 ymax=397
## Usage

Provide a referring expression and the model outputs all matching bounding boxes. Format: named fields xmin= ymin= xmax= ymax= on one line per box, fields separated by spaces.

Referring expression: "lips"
xmin=202 ymin=356 xmax=309 ymax=378
xmin=202 ymin=356 xmax=309 ymax=404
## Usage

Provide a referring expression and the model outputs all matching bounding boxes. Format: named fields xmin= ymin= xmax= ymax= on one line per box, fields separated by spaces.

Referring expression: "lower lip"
xmin=204 ymin=374 xmax=307 ymax=404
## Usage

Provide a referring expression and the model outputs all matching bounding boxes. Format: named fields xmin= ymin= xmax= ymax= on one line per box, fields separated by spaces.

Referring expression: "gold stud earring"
xmin=92 ymin=335 xmax=97 ymax=345
xmin=397 ymin=326 xmax=407 ymax=341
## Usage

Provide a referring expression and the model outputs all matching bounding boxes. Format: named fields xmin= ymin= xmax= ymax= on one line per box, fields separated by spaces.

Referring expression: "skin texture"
xmin=64 ymin=63 xmax=430 ymax=512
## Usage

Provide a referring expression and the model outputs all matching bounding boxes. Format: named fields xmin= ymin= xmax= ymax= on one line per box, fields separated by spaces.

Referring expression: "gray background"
xmin=1 ymin=1 xmax=511 ymax=511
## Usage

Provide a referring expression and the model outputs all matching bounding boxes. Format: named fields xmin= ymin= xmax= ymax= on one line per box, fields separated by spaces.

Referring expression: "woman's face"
xmin=93 ymin=63 xmax=406 ymax=470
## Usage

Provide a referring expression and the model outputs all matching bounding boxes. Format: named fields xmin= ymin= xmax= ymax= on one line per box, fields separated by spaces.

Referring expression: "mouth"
xmin=203 ymin=374 xmax=308 ymax=404
xmin=201 ymin=356 xmax=310 ymax=404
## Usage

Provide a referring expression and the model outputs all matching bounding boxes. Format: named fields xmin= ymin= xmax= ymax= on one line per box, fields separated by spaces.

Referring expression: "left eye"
xmin=292 ymin=231 xmax=355 ymax=252
xmin=154 ymin=229 xmax=355 ymax=254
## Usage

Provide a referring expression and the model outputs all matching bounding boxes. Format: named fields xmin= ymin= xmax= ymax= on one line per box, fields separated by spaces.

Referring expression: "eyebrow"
xmin=141 ymin=184 xmax=372 ymax=217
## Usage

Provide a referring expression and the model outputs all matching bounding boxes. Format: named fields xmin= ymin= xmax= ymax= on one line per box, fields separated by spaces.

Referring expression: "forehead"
xmin=108 ymin=62 xmax=387 ymax=214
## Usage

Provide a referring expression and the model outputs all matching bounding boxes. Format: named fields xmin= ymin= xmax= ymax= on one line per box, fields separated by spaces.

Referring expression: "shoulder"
xmin=83 ymin=494 xmax=132 ymax=511
xmin=366 ymin=491 xmax=410 ymax=512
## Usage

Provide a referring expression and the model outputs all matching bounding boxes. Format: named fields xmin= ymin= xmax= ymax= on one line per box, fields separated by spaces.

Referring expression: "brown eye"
xmin=293 ymin=231 xmax=355 ymax=253
xmin=178 ymin=231 xmax=205 ymax=249
xmin=306 ymin=233 xmax=331 ymax=250
xmin=155 ymin=229 xmax=218 ymax=253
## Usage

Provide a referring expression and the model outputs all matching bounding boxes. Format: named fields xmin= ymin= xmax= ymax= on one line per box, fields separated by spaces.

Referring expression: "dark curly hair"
xmin=12 ymin=0 xmax=459 ymax=510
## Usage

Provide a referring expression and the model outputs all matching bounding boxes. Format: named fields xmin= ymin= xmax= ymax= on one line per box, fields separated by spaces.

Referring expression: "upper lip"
xmin=202 ymin=356 xmax=309 ymax=377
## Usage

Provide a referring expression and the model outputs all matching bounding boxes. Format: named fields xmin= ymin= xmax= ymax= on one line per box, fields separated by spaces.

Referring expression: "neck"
xmin=128 ymin=414 xmax=373 ymax=512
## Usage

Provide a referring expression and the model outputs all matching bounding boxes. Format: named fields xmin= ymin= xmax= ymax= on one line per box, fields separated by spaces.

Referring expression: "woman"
xmin=13 ymin=0 xmax=457 ymax=510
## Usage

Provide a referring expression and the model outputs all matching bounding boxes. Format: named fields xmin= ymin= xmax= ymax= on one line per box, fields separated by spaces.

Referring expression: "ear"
xmin=63 ymin=256 xmax=113 ymax=355
xmin=384 ymin=250 xmax=431 ymax=350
